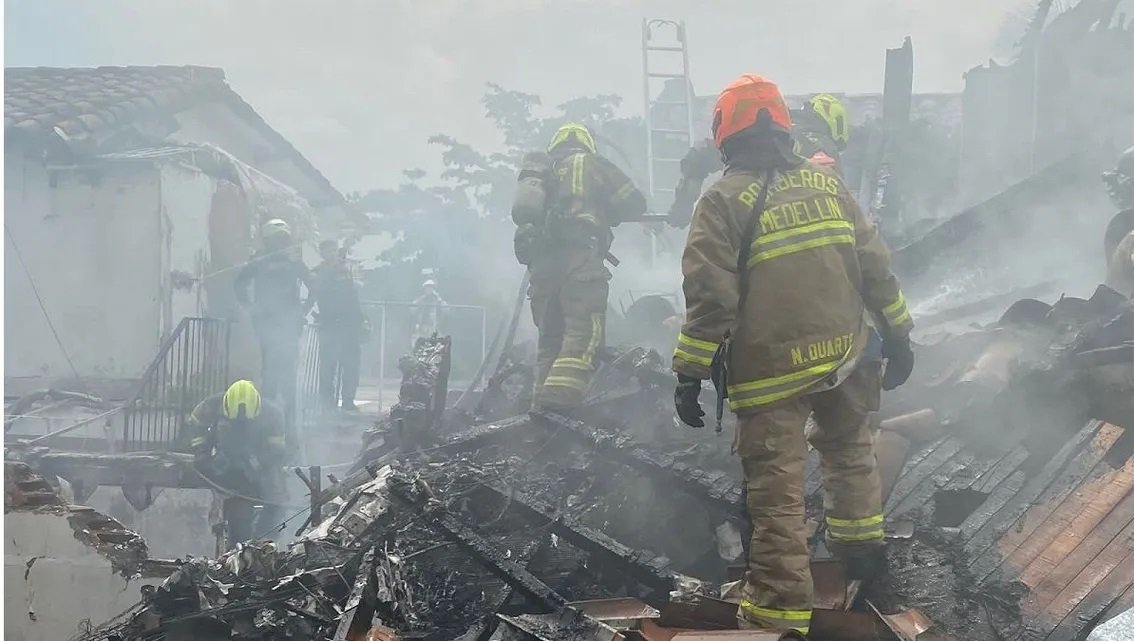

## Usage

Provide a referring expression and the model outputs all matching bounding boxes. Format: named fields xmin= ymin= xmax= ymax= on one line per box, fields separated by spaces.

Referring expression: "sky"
xmin=5 ymin=0 xmax=1032 ymax=194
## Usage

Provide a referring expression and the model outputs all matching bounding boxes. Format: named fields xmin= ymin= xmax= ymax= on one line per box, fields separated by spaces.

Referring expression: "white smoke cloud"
xmin=6 ymin=0 xmax=1029 ymax=192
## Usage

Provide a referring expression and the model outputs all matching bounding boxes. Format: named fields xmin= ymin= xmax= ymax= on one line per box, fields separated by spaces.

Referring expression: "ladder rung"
xmin=646 ymin=45 xmax=684 ymax=52
xmin=652 ymin=188 xmax=676 ymax=193
xmin=650 ymin=128 xmax=689 ymax=135
xmin=651 ymin=157 xmax=682 ymax=163
xmin=647 ymin=72 xmax=686 ymax=79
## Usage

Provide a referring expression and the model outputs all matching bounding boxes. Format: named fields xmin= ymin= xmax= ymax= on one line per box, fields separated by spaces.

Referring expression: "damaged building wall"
xmin=4 ymin=463 xmax=169 ymax=641
xmin=90 ymin=486 xmax=218 ymax=560
xmin=4 ymin=157 xmax=164 ymax=384
xmin=4 ymin=511 xmax=153 ymax=640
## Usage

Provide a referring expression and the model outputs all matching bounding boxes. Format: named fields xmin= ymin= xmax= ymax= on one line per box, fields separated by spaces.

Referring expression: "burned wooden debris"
xmin=25 ymin=276 xmax=1134 ymax=640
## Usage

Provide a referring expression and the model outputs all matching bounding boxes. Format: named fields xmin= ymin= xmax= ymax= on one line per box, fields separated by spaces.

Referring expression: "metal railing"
xmin=296 ymin=323 xmax=322 ymax=437
xmin=122 ymin=317 xmax=230 ymax=451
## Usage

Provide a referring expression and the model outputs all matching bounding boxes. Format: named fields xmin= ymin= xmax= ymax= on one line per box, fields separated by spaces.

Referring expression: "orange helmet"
xmin=711 ymin=74 xmax=792 ymax=149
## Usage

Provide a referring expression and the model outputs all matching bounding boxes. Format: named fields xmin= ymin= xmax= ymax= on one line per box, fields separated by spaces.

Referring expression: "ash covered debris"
xmin=9 ymin=3 xmax=1134 ymax=640
xmin=77 ymin=277 xmax=1134 ymax=640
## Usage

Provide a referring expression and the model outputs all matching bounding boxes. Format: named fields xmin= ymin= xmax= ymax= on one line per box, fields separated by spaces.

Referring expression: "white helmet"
xmin=262 ymin=218 xmax=291 ymax=239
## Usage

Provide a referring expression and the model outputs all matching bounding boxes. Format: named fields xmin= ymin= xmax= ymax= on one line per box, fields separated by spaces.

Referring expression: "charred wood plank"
xmin=533 ymin=412 xmax=745 ymax=517
xmin=334 ymin=546 xmax=379 ymax=640
xmin=435 ymin=415 xmax=532 ymax=453
xmin=978 ymin=424 xmax=1127 ymax=586
xmin=971 ymin=446 xmax=1030 ymax=494
xmin=458 ymin=539 xmax=544 ymax=640
xmin=959 ymin=470 xmax=1026 ymax=542
xmin=883 ymin=437 xmax=966 ymax=517
xmin=387 ymin=477 xmax=566 ymax=611
xmin=963 ymin=421 xmax=1105 ymax=582
xmin=473 ymin=481 xmax=678 ymax=598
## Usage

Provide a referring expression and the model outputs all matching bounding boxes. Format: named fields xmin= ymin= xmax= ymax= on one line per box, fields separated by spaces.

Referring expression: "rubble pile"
xmin=72 ymin=284 xmax=1134 ymax=639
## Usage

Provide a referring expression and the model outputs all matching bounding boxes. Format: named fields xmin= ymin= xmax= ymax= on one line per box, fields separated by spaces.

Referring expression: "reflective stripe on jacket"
xmin=673 ymin=159 xmax=912 ymax=412
xmin=548 ymin=151 xmax=646 ymax=248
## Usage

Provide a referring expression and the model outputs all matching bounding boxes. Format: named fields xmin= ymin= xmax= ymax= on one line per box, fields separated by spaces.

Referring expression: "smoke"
xmin=8 ymin=0 xmax=1030 ymax=193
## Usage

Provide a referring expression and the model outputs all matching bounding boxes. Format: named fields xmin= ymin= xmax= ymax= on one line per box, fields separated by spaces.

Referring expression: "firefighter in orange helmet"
xmin=667 ymin=93 xmax=850 ymax=227
xmin=672 ymin=74 xmax=915 ymax=634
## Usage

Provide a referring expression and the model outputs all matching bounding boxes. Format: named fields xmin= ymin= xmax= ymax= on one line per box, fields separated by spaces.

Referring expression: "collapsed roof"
xmin=73 ymin=278 xmax=1134 ymax=639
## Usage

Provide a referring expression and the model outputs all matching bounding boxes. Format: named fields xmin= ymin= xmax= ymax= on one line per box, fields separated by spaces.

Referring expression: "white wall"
xmin=3 ymin=511 xmax=155 ymax=640
xmin=158 ymin=163 xmax=215 ymax=331
xmin=4 ymin=155 xmax=164 ymax=383
xmin=4 ymin=153 xmax=229 ymax=388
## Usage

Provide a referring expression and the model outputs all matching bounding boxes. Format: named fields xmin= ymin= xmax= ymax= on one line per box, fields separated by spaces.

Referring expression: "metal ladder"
xmin=641 ymin=18 xmax=695 ymax=211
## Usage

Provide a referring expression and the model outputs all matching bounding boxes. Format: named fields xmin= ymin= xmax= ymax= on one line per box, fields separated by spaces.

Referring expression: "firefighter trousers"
xmin=528 ymin=250 xmax=610 ymax=410
xmin=735 ymin=361 xmax=884 ymax=634
xmin=318 ymin=326 xmax=361 ymax=408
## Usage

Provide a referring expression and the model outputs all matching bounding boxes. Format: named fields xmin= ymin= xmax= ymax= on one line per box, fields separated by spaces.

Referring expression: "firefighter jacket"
xmin=673 ymin=160 xmax=913 ymax=413
xmin=546 ymin=150 xmax=647 ymax=252
xmin=235 ymin=249 xmax=314 ymax=321
xmin=310 ymin=261 xmax=365 ymax=332
xmin=183 ymin=393 xmax=289 ymax=477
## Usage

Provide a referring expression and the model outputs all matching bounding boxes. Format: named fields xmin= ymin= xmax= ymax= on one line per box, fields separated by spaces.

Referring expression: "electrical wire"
xmin=5 ymin=223 xmax=82 ymax=381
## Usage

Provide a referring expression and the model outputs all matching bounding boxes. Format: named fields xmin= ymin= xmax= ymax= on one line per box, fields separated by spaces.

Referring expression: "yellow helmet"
xmin=807 ymin=93 xmax=849 ymax=149
xmin=547 ymin=122 xmax=597 ymax=155
xmin=261 ymin=218 xmax=292 ymax=240
xmin=222 ymin=380 xmax=261 ymax=420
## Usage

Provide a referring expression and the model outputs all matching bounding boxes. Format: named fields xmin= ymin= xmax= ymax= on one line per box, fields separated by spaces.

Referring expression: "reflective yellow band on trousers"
xmin=747 ymin=220 xmax=854 ymax=267
xmin=739 ymin=599 xmax=811 ymax=634
xmin=542 ymin=375 xmax=588 ymax=391
xmin=727 ymin=357 xmax=844 ymax=409
xmin=675 ymin=333 xmax=719 ymax=367
xmin=882 ymin=291 xmax=912 ymax=328
xmin=826 ymin=513 xmax=885 ymax=542
xmin=550 ymin=357 xmax=594 ymax=372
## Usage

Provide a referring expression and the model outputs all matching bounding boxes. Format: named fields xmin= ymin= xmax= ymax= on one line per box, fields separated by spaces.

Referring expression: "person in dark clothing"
xmin=310 ymin=239 xmax=367 ymax=411
xmin=234 ymin=218 xmax=313 ymax=429
xmin=184 ymin=380 xmax=289 ymax=548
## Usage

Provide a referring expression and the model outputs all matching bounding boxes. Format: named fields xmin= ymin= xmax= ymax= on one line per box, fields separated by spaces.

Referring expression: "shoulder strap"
xmin=736 ymin=169 xmax=775 ymax=298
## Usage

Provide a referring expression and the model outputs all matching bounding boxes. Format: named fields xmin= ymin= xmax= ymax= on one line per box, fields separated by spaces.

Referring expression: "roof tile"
xmin=4 ymin=65 xmax=344 ymax=207
xmin=4 ymin=65 xmax=227 ymax=140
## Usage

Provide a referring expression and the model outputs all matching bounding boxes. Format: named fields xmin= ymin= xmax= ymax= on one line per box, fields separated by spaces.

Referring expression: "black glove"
xmin=881 ymin=336 xmax=915 ymax=391
xmin=675 ymin=374 xmax=706 ymax=428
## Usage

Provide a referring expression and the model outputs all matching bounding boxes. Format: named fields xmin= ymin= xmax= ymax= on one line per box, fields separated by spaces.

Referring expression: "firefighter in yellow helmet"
xmin=667 ymin=94 xmax=850 ymax=227
xmin=512 ymin=122 xmax=646 ymax=410
xmin=184 ymin=380 xmax=289 ymax=548
xmin=672 ymin=75 xmax=914 ymax=634
xmin=793 ymin=93 xmax=850 ymax=166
